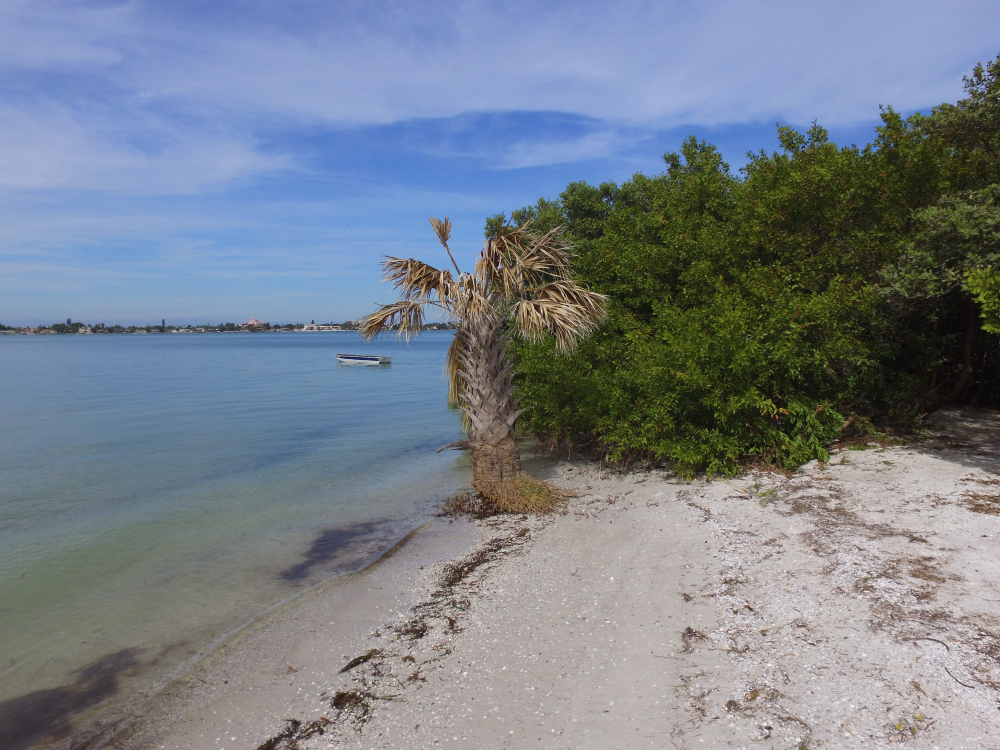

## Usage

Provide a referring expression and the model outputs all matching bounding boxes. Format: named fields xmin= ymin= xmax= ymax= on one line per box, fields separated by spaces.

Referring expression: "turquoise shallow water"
xmin=0 ymin=331 xmax=465 ymax=747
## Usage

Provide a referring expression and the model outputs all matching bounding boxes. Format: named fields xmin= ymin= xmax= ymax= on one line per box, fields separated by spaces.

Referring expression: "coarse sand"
xmin=54 ymin=407 xmax=1000 ymax=749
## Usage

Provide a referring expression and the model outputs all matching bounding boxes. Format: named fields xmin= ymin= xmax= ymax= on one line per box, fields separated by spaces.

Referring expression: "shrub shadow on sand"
xmin=921 ymin=406 xmax=1000 ymax=473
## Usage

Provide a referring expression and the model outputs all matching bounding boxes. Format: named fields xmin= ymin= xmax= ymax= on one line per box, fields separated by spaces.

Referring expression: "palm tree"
xmin=361 ymin=216 xmax=606 ymax=513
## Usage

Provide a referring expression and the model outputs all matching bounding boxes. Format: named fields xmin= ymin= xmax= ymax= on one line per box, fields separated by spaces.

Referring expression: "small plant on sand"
xmin=361 ymin=216 xmax=606 ymax=513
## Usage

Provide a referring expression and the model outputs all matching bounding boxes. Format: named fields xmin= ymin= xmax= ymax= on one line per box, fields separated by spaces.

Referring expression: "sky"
xmin=1 ymin=1 xmax=998 ymax=326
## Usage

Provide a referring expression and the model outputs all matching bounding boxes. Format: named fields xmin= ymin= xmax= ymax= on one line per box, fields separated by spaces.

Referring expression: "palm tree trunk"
xmin=471 ymin=435 xmax=522 ymax=488
xmin=456 ymin=315 xmax=525 ymax=496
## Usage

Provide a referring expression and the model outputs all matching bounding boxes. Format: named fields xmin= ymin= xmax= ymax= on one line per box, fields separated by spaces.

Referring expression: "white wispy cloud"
xmin=0 ymin=0 xmax=996 ymax=193
xmin=0 ymin=101 xmax=291 ymax=192
xmin=131 ymin=0 xmax=994 ymax=128
xmin=2 ymin=0 xmax=998 ymax=320
xmin=496 ymin=130 xmax=629 ymax=170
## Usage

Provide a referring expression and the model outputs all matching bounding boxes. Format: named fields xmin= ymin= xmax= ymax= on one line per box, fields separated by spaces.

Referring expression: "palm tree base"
xmin=473 ymin=473 xmax=572 ymax=515
xmin=466 ymin=436 xmax=571 ymax=514
xmin=471 ymin=436 xmax=522 ymax=485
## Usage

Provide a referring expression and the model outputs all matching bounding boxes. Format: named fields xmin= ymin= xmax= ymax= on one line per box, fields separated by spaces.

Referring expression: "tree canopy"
xmin=507 ymin=55 xmax=1000 ymax=476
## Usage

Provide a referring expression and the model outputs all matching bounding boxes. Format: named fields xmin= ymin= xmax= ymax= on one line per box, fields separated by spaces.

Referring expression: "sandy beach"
xmin=51 ymin=406 xmax=1000 ymax=750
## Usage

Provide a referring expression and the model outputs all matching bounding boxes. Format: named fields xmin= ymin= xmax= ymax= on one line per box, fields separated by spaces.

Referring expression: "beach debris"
xmin=254 ymin=514 xmax=546 ymax=747
xmin=440 ymin=527 xmax=529 ymax=589
xmin=944 ymin=665 xmax=977 ymax=689
xmin=441 ymin=490 xmax=487 ymax=518
xmin=252 ymin=716 xmax=332 ymax=750
xmin=722 ymin=478 xmax=749 ymax=495
xmin=327 ymin=689 xmax=400 ymax=726
xmin=330 ymin=690 xmax=368 ymax=709
xmin=965 ymin=491 xmax=1000 ymax=515
xmin=339 ymin=648 xmax=382 ymax=673
xmin=395 ymin=619 xmax=429 ymax=640
xmin=442 ymin=548 xmax=492 ymax=588
xmin=329 ymin=690 xmax=377 ymax=724
xmin=756 ymin=486 xmax=779 ymax=505
xmin=888 ymin=713 xmax=933 ymax=739
xmin=681 ymin=626 xmax=707 ymax=652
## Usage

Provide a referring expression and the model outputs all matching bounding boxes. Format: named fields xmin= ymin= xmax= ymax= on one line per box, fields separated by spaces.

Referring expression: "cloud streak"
xmin=1 ymin=0 xmax=997 ymax=192
xmin=1 ymin=0 xmax=998 ymax=321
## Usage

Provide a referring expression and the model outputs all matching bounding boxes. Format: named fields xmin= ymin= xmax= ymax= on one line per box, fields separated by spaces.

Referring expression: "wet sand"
xmin=37 ymin=407 xmax=1000 ymax=749
xmin=23 ymin=518 xmax=479 ymax=750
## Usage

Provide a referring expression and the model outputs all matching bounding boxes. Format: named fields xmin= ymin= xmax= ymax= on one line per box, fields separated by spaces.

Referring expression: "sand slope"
xmin=137 ymin=407 xmax=1000 ymax=750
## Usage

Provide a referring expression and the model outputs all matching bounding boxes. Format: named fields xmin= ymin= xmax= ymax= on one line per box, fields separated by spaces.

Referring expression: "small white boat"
xmin=336 ymin=353 xmax=391 ymax=365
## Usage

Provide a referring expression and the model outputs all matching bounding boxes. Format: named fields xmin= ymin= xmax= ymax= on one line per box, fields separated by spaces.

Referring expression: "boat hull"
xmin=336 ymin=354 xmax=391 ymax=365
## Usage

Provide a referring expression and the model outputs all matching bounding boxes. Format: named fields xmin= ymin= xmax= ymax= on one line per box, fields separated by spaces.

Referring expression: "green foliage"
xmin=506 ymin=58 xmax=1000 ymax=476
xmin=888 ymin=184 xmax=1000 ymax=301
xmin=931 ymin=53 xmax=1000 ymax=187
xmin=967 ymin=268 xmax=1000 ymax=333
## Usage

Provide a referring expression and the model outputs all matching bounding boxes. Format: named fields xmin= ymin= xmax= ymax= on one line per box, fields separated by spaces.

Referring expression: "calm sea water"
xmin=0 ymin=331 xmax=466 ymax=747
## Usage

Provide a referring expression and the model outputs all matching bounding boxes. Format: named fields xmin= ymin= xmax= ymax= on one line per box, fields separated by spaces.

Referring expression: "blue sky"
xmin=1 ymin=0 xmax=998 ymax=326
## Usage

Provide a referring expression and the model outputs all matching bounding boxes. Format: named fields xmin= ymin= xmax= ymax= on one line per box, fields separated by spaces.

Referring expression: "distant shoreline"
xmin=0 ymin=325 xmax=457 ymax=336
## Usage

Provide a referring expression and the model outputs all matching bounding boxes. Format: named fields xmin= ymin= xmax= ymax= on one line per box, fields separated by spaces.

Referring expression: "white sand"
xmin=83 ymin=407 xmax=1000 ymax=750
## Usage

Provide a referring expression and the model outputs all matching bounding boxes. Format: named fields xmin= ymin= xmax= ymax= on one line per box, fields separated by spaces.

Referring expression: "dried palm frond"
xmin=381 ymin=257 xmax=453 ymax=303
xmin=453 ymin=277 xmax=492 ymax=321
xmin=477 ymin=220 xmax=579 ymax=305
xmin=515 ymin=280 xmax=607 ymax=352
xmin=359 ymin=299 xmax=424 ymax=341
xmin=444 ymin=329 xmax=473 ymax=432
xmin=429 ymin=216 xmax=461 ymax=275
xmin=517 ymin=226 xmax=574 ymax=280
xmin=429 ymin=216 xmax=452 ymax=246
xmin=485 ymin=215 xmax=525 ymax=259
xmin=476 ymin=218 xmax=532 ymax=301
xmin=536 ymin=278 xmax=607 ymax=318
